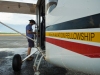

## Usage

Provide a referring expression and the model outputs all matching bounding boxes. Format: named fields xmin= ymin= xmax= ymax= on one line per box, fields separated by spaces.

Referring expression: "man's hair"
xmin=29 ymin=19 xmax=36 ymax=24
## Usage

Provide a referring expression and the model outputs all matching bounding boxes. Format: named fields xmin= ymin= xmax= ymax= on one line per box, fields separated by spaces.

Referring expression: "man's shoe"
xmin=26 ymin=57 xmax=33 ymax=61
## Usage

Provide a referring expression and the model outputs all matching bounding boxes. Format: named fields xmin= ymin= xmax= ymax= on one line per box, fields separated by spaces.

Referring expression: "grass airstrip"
xmin=0 ymin=33 xmax=23 ymax=36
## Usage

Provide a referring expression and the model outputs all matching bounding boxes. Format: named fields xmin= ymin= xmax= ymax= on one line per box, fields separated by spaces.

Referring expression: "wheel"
xmin=12 ymin=54 xmax=22 ymax=72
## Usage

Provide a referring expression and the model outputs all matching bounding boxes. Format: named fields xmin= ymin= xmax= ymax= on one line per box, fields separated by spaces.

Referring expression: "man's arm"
xmin=27 ymin=30 xmax=36 ymax=34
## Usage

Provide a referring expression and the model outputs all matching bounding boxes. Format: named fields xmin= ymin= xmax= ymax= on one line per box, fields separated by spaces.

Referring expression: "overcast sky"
xmin=0 ymin=0 xmax=37 ymax=33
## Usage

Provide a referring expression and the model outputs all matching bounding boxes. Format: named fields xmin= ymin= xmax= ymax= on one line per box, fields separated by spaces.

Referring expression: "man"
xmin=26 ymin=19 xmax=36 ymax=60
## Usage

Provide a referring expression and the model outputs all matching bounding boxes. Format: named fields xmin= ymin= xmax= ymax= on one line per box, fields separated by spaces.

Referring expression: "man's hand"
xmin=32 ymin=32 xmax=36 ymax=34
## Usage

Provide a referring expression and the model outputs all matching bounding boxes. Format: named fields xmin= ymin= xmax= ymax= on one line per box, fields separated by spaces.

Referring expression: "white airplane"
xmin=0 ymin=0 xmax=100 ymax=75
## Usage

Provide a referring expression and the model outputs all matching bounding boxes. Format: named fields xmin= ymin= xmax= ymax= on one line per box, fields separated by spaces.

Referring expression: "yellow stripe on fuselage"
xmin=46 ymin=32 xmax=100 ymax=43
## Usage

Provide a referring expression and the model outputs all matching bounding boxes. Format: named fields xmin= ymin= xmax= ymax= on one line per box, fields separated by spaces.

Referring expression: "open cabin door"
xmin=36 ymin=0 xmax=45 ymax=50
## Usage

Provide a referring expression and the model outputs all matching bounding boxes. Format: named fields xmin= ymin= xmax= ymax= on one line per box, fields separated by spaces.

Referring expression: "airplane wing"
xmin=0 ymin=1 xmax=36 ymax=15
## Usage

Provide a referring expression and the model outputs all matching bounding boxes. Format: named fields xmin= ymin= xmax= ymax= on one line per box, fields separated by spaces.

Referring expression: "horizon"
xmin=0 ymin=23 xmax=36 ymax=33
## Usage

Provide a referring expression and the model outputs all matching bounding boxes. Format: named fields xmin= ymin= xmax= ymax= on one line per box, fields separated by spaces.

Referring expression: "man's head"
xmin=29 ymin=19 xmax=36 ymax=25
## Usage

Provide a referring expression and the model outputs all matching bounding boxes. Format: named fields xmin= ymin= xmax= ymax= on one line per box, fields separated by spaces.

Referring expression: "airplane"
xmin=0 ymin=0 xmax=100 ymax=75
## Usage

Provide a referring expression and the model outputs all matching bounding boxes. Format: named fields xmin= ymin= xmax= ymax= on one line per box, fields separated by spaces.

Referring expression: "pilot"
xmin=26 ymin=19 xmax=36 ymax=61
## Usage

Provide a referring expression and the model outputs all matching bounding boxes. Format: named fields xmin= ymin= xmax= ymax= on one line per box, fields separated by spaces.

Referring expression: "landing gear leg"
xmin=33 ymin=52 xmax=45 ymax=75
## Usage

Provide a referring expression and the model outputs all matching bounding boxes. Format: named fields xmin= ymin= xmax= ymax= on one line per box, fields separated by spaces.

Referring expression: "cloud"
xmin=0 ymin=12 xmax=36 ymax=34
xmin=0 ymin=12 xmax=13 ymax=20
xmin=0 ymin=12 xmax=36 ymax=25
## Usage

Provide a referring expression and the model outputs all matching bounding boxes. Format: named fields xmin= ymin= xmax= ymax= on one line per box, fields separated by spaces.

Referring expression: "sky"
xmin=1 ymin=0 xmax=37 ymax=3
xmin=0 ymin=0 xmax=37 ymax=33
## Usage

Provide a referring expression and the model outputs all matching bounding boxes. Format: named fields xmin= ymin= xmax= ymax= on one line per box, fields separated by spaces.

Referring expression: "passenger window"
xmin=46 ymin=0 xmax=58 ymax=14
xmin=47 ymin=4 xmax=56 ymax=14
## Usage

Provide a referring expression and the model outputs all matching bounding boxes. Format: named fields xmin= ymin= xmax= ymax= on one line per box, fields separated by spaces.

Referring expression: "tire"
xmin=12 ymin=54 xmax=22 ymax=72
